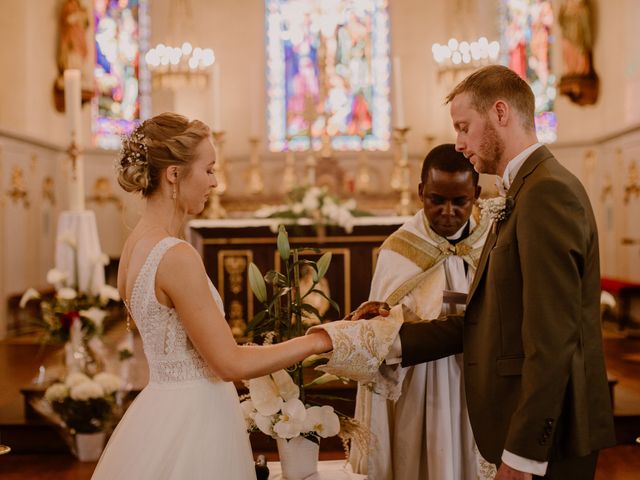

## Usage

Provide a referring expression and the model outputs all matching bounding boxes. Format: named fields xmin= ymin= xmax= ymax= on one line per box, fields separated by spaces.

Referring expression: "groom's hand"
xmin=495 ymin=463 xmax=532 ymax=480
xmin=344 ymin=301 xmax=390 ymax=320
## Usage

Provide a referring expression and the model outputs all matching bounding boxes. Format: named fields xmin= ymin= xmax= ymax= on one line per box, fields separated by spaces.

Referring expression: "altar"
xmin=188 ymin=216 xmax=409 ymax=334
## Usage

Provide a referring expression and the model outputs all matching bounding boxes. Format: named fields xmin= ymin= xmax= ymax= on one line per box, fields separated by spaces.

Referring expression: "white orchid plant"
xmin=19 ymin=234 xmax=123 ymax=344
xmin=44 ymin=371 xmax=124 ymax=434
xmin=240 ymin=369 xmax=341 ymax=443
xmin=255 ymin=185 xmax=366 ymax=234
xmin=243 ymin=226 xmax=367 ymax=450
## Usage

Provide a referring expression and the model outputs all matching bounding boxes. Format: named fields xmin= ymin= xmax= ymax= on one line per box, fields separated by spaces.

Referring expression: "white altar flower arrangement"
xmin=44 ymin=371 xmax=124 ymax=434
xmin=255 ymin=185 xmax=366 ymax=234
xmin=242 ymin=226 xmax=368 ymax=457
xmin=19 ymin=243 xmax=122 ymax=345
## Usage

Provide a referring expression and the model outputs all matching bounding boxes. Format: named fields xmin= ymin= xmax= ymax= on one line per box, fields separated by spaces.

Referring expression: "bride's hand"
xmin=308 ymin=330 xmax=333 ymax=354
xmin=344 ymin=301 xmax=390 ymax=321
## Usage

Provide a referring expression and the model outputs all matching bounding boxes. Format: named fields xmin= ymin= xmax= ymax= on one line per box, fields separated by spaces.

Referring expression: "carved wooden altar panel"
xmin=189 ymin=219 xmax=405 ymax=333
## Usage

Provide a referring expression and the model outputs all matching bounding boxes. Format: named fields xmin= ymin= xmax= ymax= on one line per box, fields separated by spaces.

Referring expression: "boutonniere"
xmin=479 ymin=196 xmax=514 ymax=223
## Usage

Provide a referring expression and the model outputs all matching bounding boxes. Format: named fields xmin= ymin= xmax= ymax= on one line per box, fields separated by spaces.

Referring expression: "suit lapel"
xmin=467 ymin=227 xmax=497 ymax=300
xmin=466 ymin=146 xmax=552 ymax=304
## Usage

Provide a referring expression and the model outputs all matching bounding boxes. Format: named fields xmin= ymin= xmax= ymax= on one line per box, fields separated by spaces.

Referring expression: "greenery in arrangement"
xmin=19 ymin=234 xmax=122 ymax=344
xmin=241 ymin=226 xmax=367 ymax=450
xmin=255 ymin=185 xmax=369 ymax=233
xmin=44 ymin=372 xmax=123 ymax=434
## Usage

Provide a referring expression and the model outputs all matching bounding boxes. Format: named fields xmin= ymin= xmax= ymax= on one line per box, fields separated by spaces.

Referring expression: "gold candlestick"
xmin=282 ymin=146 xmax=297 ymax=194
xmin=204 ymin=131 xmax=227 ymax=218
xmin=393 ymin=127 xmax=412 ymax=216
xmin=390 ymin=129 xmax=404 ymax=191
xmin=424 ymin=134 xmax=436 ymax=153
xmin=247 ymin=136 xmax=264 ymax=195
xmin=355 ymin=135 xmax=371 ymax=194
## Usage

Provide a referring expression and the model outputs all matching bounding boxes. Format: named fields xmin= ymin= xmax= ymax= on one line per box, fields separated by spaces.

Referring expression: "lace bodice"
xmin=129 ymin=237 xmax=223 ymax=384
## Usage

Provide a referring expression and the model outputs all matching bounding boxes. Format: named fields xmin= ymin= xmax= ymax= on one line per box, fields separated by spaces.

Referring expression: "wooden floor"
xmin=1 ymin=322 xmax=639 ymax=478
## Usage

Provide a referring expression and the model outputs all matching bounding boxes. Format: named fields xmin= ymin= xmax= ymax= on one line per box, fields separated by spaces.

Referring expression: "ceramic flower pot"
xmin=276 ymin=436 xmax=319 ymax=480
xmin=75 ymin=431 xmax=106 ymax=462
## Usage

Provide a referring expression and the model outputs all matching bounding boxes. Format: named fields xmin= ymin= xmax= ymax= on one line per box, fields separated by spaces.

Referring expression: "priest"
xmin=348 ymin=144 xmax=492 ymax=479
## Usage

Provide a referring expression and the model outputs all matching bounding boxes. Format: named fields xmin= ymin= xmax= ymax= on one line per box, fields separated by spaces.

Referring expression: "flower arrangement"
xmin=242 ymin=226 xmax=367 ymax=453
xmin=478 ymin=195 xmax=514 ymax=223
xmin=44 ymin=371 xmax=123 ymax=434
xmin=19 ymin=237 xmax=122 ymax=345
xmin=255 ymin=185 xmax=366 ymax=234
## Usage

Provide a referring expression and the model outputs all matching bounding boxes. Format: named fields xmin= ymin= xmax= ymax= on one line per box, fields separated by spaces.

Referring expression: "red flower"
xmin=60 ymin=311 xmax=80 ymax=330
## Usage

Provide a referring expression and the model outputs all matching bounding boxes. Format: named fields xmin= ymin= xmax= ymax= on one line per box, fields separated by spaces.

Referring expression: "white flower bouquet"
xmin=240 ymin=369 xmax=340 ymax=442
xmin=44 ymin=371 xmax=124 ymax=434
xmin=19 ymin=243 xmax=123 ymax=344
xmin=255 ymin=185 xmax=365 ymax=234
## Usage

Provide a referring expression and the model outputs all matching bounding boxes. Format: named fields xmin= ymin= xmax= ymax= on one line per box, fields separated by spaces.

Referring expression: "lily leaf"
xmin=310 ymin=288 xmax=340 ymax=316
xmin=314 ymin=252 xmax=332 ymax=282
xmin=248 ymin=262 xmax=267 ymax=303
xmin=245 ymin=309 xmax=268 ymax=333
xmin=277 ymin=225 xmax=290 ymax=261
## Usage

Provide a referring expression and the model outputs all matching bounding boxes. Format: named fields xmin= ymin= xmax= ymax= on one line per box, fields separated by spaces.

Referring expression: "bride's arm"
xmin=157 ymin=243 xmax=332 ymax=382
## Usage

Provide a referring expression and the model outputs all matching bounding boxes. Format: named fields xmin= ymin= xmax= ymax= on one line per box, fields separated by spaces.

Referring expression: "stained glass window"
xmin=501 ymin=0 xmax=557 ymax=143
xmin=93 ymin=0 xmax=150 ymax=149
xmin=266 ymin=0 xmax=391 ymax=152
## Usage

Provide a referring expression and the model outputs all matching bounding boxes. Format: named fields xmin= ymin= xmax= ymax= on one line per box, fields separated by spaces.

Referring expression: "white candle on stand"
xmin=250 ymin=85 xmax=260 ymax=138
xmin=392 ymin=56 xmax=405 ymax=129
xmin=212 ymin=62 xmax=222 ymax=132
xmin=64 ymin=69 xmax=85 ymax=211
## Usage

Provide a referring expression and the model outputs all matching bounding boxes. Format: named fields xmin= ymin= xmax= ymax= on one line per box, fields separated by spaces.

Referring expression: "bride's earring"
xmin=172 ymin=184 xmax=177 ymax=200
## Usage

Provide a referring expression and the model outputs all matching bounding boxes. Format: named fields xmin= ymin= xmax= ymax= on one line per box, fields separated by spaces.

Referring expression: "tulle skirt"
xmin=92 ymin=378 xmax=256 ymax=480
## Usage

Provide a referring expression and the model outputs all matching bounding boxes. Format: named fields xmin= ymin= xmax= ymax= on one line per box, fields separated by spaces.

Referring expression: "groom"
xmin=348 ymin=65 xmax=615 ymax=479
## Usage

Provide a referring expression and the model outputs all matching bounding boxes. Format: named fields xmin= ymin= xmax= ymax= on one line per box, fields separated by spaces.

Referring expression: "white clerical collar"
xmin=446 ymin=220 xmax=470 ymax=241
xmin=499 ymin=142 xmax=542 ymax=194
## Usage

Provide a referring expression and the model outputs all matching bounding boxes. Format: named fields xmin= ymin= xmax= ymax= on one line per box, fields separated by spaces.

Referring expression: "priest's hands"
xmin=495 ymin=463 xmax=533 ymax=480
xmin=344 ymin=301 xmax=390 ymax=320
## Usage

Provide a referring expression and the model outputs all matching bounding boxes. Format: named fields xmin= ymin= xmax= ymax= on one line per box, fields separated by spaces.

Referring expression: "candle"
xmin=250 ymin=85 xmax=260 ymax=138
xmin=392 ymin=56 xmax=405 ymax=128
xmin=64 ymin=69 xmax=85 ymax=211
xmin=64 ymin=70 xmax=82 ymax=142
xmin=212 ymin=62 xmax=222 ymax=131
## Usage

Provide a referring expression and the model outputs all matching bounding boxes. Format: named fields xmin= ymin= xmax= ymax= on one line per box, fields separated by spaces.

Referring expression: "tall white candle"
xmin=64 ymin=69 xmax=82 ymax=143
xmin=64 ymin=69 xmax=85 ymax=211
xmin=250 ymin=85 xmax=260 ymax=138
xmin=392 ymin=56 xmax=405 ymax=129
xmin=212 ymin=62 xmax=222 ymax=131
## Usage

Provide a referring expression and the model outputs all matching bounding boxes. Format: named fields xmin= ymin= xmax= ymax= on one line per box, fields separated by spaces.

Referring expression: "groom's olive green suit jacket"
xmin=399 ymin=146 xmax=616 ymax=465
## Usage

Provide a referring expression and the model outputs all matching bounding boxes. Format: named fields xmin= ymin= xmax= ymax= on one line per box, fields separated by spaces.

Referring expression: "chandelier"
xmin=432 ymin=37 xmax=500 ymax=73
xmin=143 ymin=0 xmax=215 ymax=89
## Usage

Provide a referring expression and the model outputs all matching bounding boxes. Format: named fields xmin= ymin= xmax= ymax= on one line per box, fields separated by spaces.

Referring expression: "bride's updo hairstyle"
xmin=116 ymin=112 xmax=211 ymax=197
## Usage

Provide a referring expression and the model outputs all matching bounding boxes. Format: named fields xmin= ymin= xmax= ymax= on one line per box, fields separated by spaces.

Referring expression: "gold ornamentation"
xmin=86 ymin=177 xmax=122 ymax=210
xmin=247 ymin=136 xmax=264 ymax=195
xmin=228 ymin=300 xmax=246 ymax=338
xmin=42 ymin=176 xmax=56 ymax=206
xmin=66 ymin=141 xmax=81 ymax=180
xmin=623 ymin=160 xmax=640 ymax=204
xmin=203 ymin=131 xmax=227 ymax=218
xmin=6 ymin=166 xmax=30 ymax=208
xmin=224 ymin=255 xmax=248 ymax=295
xmin=392 ymin=127 xmax=412 ymax=215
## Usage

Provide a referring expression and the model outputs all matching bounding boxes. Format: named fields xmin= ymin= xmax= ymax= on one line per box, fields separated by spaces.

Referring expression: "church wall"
xmin=0 ymin=0 xmax=80 ymax=146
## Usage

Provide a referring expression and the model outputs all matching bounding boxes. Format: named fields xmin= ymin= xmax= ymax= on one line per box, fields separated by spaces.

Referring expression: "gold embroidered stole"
xmin=381 ymin=214 xmax=489 ymax=306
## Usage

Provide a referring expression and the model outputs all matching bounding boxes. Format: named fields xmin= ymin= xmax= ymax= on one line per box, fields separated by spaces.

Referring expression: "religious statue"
xmin=558 ymin=0 xmax=599 ymax=105
xmin=53 ymin=0 xmax=93 ymax=112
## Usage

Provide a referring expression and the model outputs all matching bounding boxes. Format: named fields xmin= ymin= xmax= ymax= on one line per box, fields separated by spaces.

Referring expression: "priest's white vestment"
xmin=348 ymin=210 xmax=494 ymax=480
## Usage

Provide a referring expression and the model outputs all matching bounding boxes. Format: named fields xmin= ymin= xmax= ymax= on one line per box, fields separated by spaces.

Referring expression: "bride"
xmin=92 ymin=113 xmax=332 ymax=479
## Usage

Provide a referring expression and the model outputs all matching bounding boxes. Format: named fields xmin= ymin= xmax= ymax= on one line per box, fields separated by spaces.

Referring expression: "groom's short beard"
xmin=479 ymin=120 xmax=505 ymax=174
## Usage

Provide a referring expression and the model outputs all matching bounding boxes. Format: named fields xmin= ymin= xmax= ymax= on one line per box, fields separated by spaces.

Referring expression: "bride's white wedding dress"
xmin=92 ymin=238 xmax=256 ymax=480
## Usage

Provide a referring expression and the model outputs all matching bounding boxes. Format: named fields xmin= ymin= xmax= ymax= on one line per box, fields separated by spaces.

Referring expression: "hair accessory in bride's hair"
xmin=115 ymin=125 xmax=149 ymax=173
